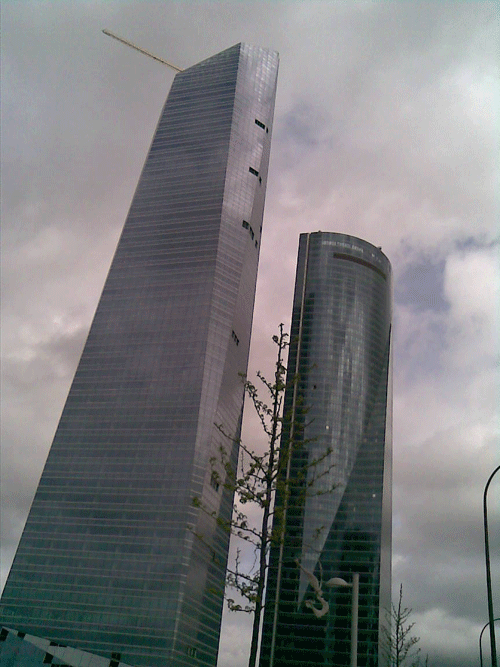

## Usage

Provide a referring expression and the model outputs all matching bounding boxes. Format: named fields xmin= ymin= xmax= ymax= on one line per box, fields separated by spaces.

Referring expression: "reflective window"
xmin=260 ymin=232 xmax=392 ymax=667
xmin=1 ymin=43 xmax=279 ymax=667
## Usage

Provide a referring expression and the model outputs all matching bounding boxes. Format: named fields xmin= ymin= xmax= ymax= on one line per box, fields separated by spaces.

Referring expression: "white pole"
xmin=350 ymin=573 xmax=359 ymax=667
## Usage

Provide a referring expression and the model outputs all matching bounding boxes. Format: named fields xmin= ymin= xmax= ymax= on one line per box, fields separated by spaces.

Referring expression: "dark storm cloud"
xmin=1 ymin=3 xmax=498 ymax=667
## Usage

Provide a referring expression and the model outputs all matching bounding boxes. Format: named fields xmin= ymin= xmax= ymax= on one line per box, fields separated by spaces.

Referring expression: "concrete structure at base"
xmin=0 ymin=627 xmax=134 ymax=667
xmin=260 ymin=232 xmax=392 ymax=667
xmin=0 ymin=43 xmax=278 ymax=667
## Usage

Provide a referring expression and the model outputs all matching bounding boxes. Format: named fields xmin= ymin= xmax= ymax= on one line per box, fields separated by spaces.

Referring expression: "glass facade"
xmin=0 ymin=43 xmax=279 ymax=667
xmin=260 ymin=232 xmax=392 ymax=667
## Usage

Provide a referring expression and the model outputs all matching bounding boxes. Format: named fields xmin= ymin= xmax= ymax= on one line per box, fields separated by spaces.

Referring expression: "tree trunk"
xmin=247 ymin=325 xmax=285 ymax=667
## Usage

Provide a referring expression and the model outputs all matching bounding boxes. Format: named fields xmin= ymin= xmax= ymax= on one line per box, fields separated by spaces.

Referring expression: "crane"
xmin=102 ymin=29 xmax=183 ymax=72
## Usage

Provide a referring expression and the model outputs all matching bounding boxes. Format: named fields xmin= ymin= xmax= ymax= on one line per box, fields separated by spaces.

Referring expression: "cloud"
xmin=1 ymin=3 xmax=498 ymax=666
xmin=443 ymin=245 xmax=500 ymax=367
xmin=415 ymin=608 xmax=483 ymax=665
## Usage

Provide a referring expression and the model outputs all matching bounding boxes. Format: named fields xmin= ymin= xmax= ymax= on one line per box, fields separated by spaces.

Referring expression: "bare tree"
xmin=382 ymin=584 xmax=430 ymax=667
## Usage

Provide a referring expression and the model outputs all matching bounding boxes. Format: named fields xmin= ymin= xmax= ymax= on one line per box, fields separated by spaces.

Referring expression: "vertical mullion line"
xmin=268 ymin=232 xmax=310 ymax=666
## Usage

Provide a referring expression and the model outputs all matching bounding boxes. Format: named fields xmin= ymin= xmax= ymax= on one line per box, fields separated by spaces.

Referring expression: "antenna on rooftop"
xmin=102 ymin=29 xmax=183 ymax=72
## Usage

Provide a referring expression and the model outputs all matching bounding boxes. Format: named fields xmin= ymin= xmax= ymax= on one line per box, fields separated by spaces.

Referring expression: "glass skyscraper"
xmin=260 ymin=232 xmax=392 ymax=667
xmin=1 ymin=43 xmax=278 ymax=667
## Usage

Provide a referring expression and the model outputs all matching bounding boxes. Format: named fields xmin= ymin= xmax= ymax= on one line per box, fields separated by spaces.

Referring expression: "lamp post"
xmin=328 ymin=574 xmax=360 ymax=667
xmin=484 ymin=465 xmax=500 ymax=667
xmin=480 ymin=618 xmax=500 ymax=667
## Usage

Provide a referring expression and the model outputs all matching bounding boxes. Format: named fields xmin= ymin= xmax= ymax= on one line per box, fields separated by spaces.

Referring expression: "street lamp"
xmin=484 ymin=465 xmax=500 ymax=667
xmin=480 ymin=618 xmax=500 ymax=667
xmin=327 ymin=574 xmax=360 ymax=667
xmin=296 ymin=560 xmax=360 ymax=667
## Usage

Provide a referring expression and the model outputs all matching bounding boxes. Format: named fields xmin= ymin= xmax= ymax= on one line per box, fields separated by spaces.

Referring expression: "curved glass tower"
xmin=1 ymin=43 xmax=279 ymax=667
xmin=260 ymin=232 xmax=392 ymax=667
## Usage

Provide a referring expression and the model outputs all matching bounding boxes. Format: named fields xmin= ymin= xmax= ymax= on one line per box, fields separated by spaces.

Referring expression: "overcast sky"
xmin=1 ymin=2 xmax=499 ymax=666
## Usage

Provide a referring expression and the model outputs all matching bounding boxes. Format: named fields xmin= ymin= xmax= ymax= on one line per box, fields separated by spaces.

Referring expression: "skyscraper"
xmin=260 ymin=232 xmax=392 ymax=667
xmin=1 ymin=43 xmax=279 ymax=667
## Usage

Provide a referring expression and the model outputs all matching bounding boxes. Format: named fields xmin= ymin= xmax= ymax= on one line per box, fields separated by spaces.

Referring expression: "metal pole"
xmin=350 ymin=573 xmax=359 ymax=667
xmin=484 ymin=466 xmax=500 ymax=667
xmin=102 ymin=29 xmax=183 ymax=71
xmin=480 ymin=619 xmax=500 ymax=667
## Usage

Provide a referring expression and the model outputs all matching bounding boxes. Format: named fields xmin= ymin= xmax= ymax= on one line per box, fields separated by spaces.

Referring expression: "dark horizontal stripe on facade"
xmin=333 ymin=252 xmax=387 ymax=280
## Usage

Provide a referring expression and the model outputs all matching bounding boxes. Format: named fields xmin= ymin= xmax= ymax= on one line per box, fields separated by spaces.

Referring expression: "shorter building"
xmin=260 ymin=232 xmax=392 ymax=667
xmin=0 ymin=627 xmax=134 ymax=667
